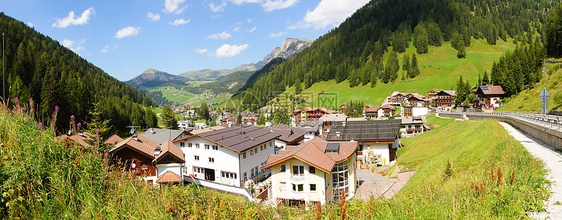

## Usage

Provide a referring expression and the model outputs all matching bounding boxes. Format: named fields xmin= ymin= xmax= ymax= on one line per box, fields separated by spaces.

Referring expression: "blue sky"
xmin=1 ymin=0 xmax=369 ymax=81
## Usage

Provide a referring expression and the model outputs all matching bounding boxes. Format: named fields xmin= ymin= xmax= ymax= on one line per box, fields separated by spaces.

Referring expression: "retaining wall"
xmin=439 ymin=112 xmax=562 ymax=150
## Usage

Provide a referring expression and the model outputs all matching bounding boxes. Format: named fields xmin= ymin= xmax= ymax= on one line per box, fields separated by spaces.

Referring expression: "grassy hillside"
xmin=254 ymin=38 xmax=515 ymax=109
xmin=0 ymin=102 xmax=549 ymax=218
xmin=503 ymin=61 xmax=562 ymax=112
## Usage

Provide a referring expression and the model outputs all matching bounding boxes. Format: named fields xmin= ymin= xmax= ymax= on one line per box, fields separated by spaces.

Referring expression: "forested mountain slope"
xmin=0 ymin=13 xmax=157 ymax=135
xmin=236 ymin=0 xmax=555 ymax=110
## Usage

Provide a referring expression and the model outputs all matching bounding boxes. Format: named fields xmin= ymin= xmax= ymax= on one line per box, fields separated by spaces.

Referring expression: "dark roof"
xmin=325 ymin=143 xmax=340 ymax=153
xmin=140 ymin=128 xmax=193 ymax=144
xmin=270 ymin=124 xmax=308 ymax=143
xmin=476 ymin=85 xmax=505 ymax=96
xmin=110 ymin=134 xmax=158 ymax=159
xmin=436 ymin=90 xmax=456 ymax=97
xmin=192 ymin=125 xmax=280 ymax=153
xmin=325 ymin=120 xmax=401 ymax=142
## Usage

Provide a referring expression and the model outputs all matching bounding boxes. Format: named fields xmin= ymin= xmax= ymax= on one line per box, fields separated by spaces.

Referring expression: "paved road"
xmin=500 ymin=122 xmax=562 ymax=219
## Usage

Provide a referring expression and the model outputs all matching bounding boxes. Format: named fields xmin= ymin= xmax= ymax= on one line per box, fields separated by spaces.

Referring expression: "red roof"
xmin=104 ymin=134 xmax=123 ymax=146
xmin=155 ymin=140 xmax=185 ymax=163
xmin=156 ymin=171 xmax=183 ymax=183
xmin=109 ymin=134 xmax=158 ymax=159
xmin=477 ymin=85 xmax=505 ymax=96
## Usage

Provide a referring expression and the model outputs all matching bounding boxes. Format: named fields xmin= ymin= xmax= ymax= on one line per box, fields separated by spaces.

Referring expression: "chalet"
xmin=109 ymin=135 xmax=185 ymax=185
xmin=297 ymin=120 xmax=321 ymax=142
xmin=319 ymin=114 xmax=348 ymax=135
xmin=326 ymin=120 xmax=401 ymax=167
xmin=241 ymin=113 xmax=259 ymax=125
xmin=407 ymin=95 xmax=431 ymax=107
xmin=475 ymin=85 xmax=505 ymax=109
xmin=262 ymin=137 xmax=358 ymax=205
xmin=399 ymin=116 xmax=427 ymax=137
xmin=290 ymin=107 xmax=336 ymax=125
xmin=434 ymin=90 xmax=456 ymax=111
xmin=427 ymin=90 xmax=439 ymax=99
xmin=340 ymin=104 xmax=348 ymax=112
xmin=270 ymin=125 xmax=308 ymax=154
xmin=104 ymin=134 xmax=124 ymax=146
xmin=387 ymin=92 xmax=412 ymax=106
xmin=362 ymin=105 xmax=395 ymax=118
xmin=401 ymin=106 xmax=428 ymax=118
xmin=378 ymin=105 xmax=396 ymax=117
xmin=173 ymin=125 xmax=281 ymax=193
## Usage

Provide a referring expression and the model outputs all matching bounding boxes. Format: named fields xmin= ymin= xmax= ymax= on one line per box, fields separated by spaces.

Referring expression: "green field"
xmin=267 ymin=38 xmax=515 ymax=109
xmin=141 ymin=85 xmax=231 ymax=106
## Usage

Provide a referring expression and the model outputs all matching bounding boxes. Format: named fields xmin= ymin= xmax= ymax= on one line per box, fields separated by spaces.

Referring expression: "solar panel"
xmin=326 ymin=143 xmax=340 ymax=153
xmin=480 ymin=86 xmax=489 ymax=91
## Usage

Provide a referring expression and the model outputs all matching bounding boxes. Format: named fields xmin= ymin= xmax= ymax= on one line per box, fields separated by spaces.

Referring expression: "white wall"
xmin=271 ymin=159 xmax=327 ymax=205
xmin=304 ymin=132 xmax=315 ymax=142
xmin=362 ymin=144 xmax=390 ymax=166
xmin=176 ymin=137 xmax=241 ymax=187
xmin=239 ymin=140 xmax=276 ymax=184
xmin=156 ymin=163 xmax=182 ymax=177
xmin=412 ymin=107 xmax=428 ymax=117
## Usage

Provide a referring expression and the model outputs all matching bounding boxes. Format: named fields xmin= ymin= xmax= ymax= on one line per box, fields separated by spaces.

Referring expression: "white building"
xmin=173 ymin=125 xmax=280 ymax=190
xmin=262 ymin=137 xmax=358 ymax=205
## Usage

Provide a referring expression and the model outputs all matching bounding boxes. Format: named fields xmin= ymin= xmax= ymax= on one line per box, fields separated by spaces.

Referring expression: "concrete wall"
xmin=270 ymin=159 xmax=327 ymax=204
xmin=439 ymin=112 xmax=562 ymax=150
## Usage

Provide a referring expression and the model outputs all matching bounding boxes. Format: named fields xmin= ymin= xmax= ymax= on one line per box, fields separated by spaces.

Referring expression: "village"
xmin=57 ymin=85 xmax=506 ymax=206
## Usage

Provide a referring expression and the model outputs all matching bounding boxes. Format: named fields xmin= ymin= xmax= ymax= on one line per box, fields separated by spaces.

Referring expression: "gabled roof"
xmin=57 ymin=132 xmax=94 ymax=147
xmin=140 ymin=128 xmax=193 ymax=144
xmin=325 ymin=120 xmax=401 ymax=142
xmin=436 ymin=90 xmax=456 ymax=97
xmin=399 ymin=116 xmax=427 ymax=125
xmin=262 ymin=137 xmax=357 ymax=173
xmin=156 ymin=171 xmax=183 ymax=183
xmin=319 ymin=114 xmax=348 ymax=122
xmin=476 ymin=85 xmax=505 ymax=96
xmin=270 ymin=125 xmax=308 ymax=143
xmin=104 ymin=134 xmax=123 ymax=146
xmin=109 ymin=134 xmax=158 ymax=159
xmin=174 ymin=125 xmax=280 ymax=153
xmin=155 ymin=140 xmax=185 ymax=163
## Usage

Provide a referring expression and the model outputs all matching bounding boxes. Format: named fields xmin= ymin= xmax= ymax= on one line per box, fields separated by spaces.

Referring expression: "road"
xmin=500 ymin=122 xmax=562 ymax=219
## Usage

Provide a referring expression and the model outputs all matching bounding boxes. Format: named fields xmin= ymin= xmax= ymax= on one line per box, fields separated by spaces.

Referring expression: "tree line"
xmin=0 ymin=13 xmax=157 ymax=135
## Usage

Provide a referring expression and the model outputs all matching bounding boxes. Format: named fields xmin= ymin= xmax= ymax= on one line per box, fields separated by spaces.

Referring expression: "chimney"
xmin=154 ymin=144 xmax=161 ymax=157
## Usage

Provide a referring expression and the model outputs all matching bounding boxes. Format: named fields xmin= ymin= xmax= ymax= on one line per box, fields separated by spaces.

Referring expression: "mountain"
xmin=234 ymin=0 xmax=552 ymax=110
xmin=0 ymin=12 xmax=158 ymax=134
xmin=255 ymin=38 xmax=313 ymax=69
xmin=179 ymin=38 xmax=313 ymax=80
xmin=126 ymin=68 xmax=188 ymax=88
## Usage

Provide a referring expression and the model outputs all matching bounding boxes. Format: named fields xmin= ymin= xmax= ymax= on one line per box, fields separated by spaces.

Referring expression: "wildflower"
xmin=13 ymin=97 xmax=17 ymax=101
xmin=96 ymin=151 xmax=100 ymax=154
xmin=71 ymin=115 xmax=75 ymax=120
xmin=95 ymin=129 xmax=99 ymax=133
xmin=55 ymin=106 xmax=59 ymax=111
xmin=77 ymin=122 xmax=81 ymax=128
xmin=94 ymin=156 xmax=98 ymax=160
xmin=104 ymin=152 xmax=109 ymax=157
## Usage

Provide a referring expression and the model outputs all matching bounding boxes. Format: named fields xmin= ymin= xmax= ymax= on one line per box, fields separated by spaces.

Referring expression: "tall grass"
xmin=0 ymin=101 xmax=550 ymax=219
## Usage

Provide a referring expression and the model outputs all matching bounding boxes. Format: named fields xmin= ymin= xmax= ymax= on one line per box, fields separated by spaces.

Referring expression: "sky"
xmin=1 ymin=0 xmax=370 ymax=81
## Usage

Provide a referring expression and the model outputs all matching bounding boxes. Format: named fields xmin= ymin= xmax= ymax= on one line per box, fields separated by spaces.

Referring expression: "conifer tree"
xmin=402 ymin=54 xmax=410 ymax=76
xmin=410 ymin=54 xmax=421 ymax=77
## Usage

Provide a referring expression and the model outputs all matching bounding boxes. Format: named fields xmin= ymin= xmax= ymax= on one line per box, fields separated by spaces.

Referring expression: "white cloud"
xmin=249 ymin=27 xmax=256 ymax=33
xmin=62 ymin=39 xmax=86 ymax=53
xmin=194 ymin=48 xmax=208 ymax=54
xmin=210 ymin=0 xmax=227 ymax=12
xmin=115 ymin=26 xmax=141 ymax=39
xmin=262 ymin=0 xmax=298 ymax=12
xmin=52 ymin=6 xmax=95 ymax=28
xmin=27 ymin=22 xmax=34 ymax=27
xmin=147 ymin=12 xmax=161 ymax=21
xmin=231 ymin=0 xmax=260 ymax=4
xmin=270 ymin=31 xmax=286 ymax=38
xmin=207 ymin=31 xmax=232 ymax=39
xmin=233 ymin=26 xmax=241 ymax=31
xmin=163 ymin=0 xmax=188 ymax=14
xmin=216 ymin=44 xmax=249 ymax=58
xmin=169 ymin=18 xmax=191 ymax=26
xmin=101 ymin=44 xmax=119 ymax=53
xmin=288 ymin=0 xmax=368 ymax=30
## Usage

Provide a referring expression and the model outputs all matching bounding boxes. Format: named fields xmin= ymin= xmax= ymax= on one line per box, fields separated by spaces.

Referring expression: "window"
xmin=309 ymin=166 xmax=316 ymax=174
xmin=212 ymin=145 xmax=219 ymax=150
xmin=292 ymin=166 xmax=304 ymax=176
xmin=270 ymin=142 xmax=272 ymax=147
xmin=255 ymin=166 xmax=259 ymax=175
xmin=242 ymin=152 xmax=246 ymax=159
xmin=292 ymin=184 xmax=304 ymax=192
xmin=193 ymin=167 xmax=204 ymax=173
xmin=280 ymin=182 xmax=286 ymax=191
xmin=194 ymin=155 xmax=199 ymax=161
xmin=208 ymin=157 xmax=215 ymax=163
xmin=280 ymin=165 xmax=286 ymax=172
xmin=221 ymin=171 xmax=237 ymax=180
xmin=251 ymin=168 xmax=254 ymax=176
xmin=205 ymin=144 xmax=210 ymax=150
xmin=188 ymin=143 xmax=193 ymax=147
xmin=310 ymin=184 xmax=316 ymax=191
xmin=243 ymin=172 xmax=247 ymax=181
xmin=250 ymin=149 xmax=254 ymax=155
xmin=180 ymin=142 xmax=185 ymax=147
xmin=260 ymin=145 xmax=263 ymax=151
xmin=196 ymin=143 xmax=200 ymax=148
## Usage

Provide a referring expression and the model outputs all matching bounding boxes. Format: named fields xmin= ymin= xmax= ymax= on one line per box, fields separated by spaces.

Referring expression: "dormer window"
xmin=325 ymin=143 xmax=340 ymax=154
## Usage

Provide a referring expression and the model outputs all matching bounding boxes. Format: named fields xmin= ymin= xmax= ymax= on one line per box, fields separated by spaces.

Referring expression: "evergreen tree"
xmin=482 ymin=71 xmax=490 ymax=85
xmin=410 ymin=54 xmax=421 ymax=77
xmin=385 ymin=51 xmax=400 ymax=83
xmin=200 ymin=102 xmax=210 ymax=122
xmin=426 ymin=22 xmax=443 ymax=47
xmin=451 ymin=31 xmax=463 ymax=50
xmin=402 ymin=54 xmax=410 ymax=76
xmin=294 ymin=78 xmax=302 ymax=94
xmin=547 ymin=4 xmax=562 ymax=57
xmin=162 ymin=105 xmax=178 ymax=129
xmin=86 ymin=101 xmax=112 ymax=141
xmin=457 ymin=43 xmax=466 ymax=58
xmin=462 ymin=27 xmax=471 ymax=47
xmin=414 ymin=24 xmax=429 ymax=54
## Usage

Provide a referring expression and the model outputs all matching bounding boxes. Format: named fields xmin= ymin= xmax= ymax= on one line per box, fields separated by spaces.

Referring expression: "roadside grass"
xmin=503 ymin=65 xmax=562 ymax=112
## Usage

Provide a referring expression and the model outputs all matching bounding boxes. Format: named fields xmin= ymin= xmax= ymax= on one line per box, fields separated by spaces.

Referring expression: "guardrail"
xmin=439 ymin=111 xmax=562 ymax=129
